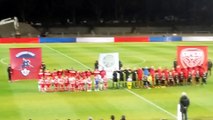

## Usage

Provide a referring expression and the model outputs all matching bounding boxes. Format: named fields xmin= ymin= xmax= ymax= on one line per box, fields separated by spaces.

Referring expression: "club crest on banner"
xmin=16 ymin=51 xmax=35 ymax=76
xmin=10 ymin=48 xmax=42 ymax=80
xmin=99 ymin=53 xmax=119 ymax=78
xmin=180 ymin=48 xmax=204 ymax=68
xmin=21 ymin=68 xmax=30 ymax=76
xmin=102 ymin=55 xmax=116 ymax=68
xmin=177 ymin=46 xmax=208 ymax=70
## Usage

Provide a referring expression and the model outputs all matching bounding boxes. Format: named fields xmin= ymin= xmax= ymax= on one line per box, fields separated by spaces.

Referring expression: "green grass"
xmin=0 ymin=42 xmax=213 ymax=120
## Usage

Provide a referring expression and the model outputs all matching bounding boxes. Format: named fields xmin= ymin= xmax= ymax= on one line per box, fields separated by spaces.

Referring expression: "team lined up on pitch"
xmin=37 ymin=58 xmax=212 ymax=92
xmin=112 ymin=65 xmax=210 ymax=89
xmin=38 ymin=69 xmax=108 ymax=92
xmin=37 ymin=64 xmax=210 ymax=92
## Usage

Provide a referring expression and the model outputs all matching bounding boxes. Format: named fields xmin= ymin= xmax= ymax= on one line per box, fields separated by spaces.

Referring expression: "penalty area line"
xmin=42 ymin=44 xmax=91 ymax=69
xmin=125 ymin=89 xmax=177 ymax=119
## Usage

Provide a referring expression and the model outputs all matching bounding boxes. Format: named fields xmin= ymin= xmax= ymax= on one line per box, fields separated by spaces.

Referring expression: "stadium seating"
xmin=93 ymin=27 xmax=132 ymax=35
xmin=135 ymin=26 xmax=173 ymax=35
xmin=2 ymin=22 xmax=213 ymax=38
xmin=0 ymin=22 xmax=40 ymax=37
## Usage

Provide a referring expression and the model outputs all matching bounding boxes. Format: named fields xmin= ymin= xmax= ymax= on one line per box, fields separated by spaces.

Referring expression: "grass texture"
xmin=0 ymin=42 xmax=213 ymax=120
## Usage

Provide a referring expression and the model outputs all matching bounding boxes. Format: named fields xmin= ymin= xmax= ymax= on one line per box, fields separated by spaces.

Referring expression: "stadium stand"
xmin=48 ymin=26 xmax=90 ymax=35
xmin=40 ymin=26 xmax=213 ymax=37
xmin=175 ymin=26 xmax=213 ymax=35
xmin=134 ymin=26 xmax=173 ymax=35
xmin=1 ymin=21 xmax=213 ymax=38
xmin=0 ymin=23 xmax=14 ymax=37
xmin=93 ymin=27 xmax=132 ymax=35
xmin=0 ymin=22 xmax=40 ymax=37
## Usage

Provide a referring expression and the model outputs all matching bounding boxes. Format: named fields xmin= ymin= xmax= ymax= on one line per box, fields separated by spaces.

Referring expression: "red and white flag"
xmin=177 ymin=46 xmax=208 ymax=70
xmin=10 ymin=48 xmax=42 ymax=80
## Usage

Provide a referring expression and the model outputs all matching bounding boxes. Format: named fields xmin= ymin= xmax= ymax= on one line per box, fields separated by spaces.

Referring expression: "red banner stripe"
xmin=0 ymin=38 xmax=39 ymax=43
xmin=114 ymin=36 xmax=149 ymax=42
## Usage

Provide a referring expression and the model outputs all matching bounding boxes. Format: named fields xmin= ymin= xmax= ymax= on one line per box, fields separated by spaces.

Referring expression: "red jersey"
xmin=137 ymin=68 xmax=143 ymax=80
xmin=81 ymin=72 xmax=87 ymax=79
xmin=38 ymin=71 xmax=44 ymax=79
xmin=57 ymin=70 xmax=63 ymax=78
xmin=44 ymin=71 xmax=52 ymax=78
xmin=163 ymin=69 xmax=169 ymax=80
xmin=100 ymin=70 xmax=106 ymax=78
xmin=52 ymin=70 xmax=58 ymax=78
xmin=176 ymin=66 xmax=181 ymax=75
xmin=64 ymin=69 xmax=70 ymax=76
xmin=93 ymin=69 xmax=100 ymax=76
xmin=149 ymin=68 xmax=155 ymax=76
xmin=86 ymin=70 xmax=92 ymax=77
xmin=182 ymin=68 xmax=188 ymax=79
xmin=156 ymin=68 xmax=162 ymax=78
xmin=199 ymin=66 xmax=205 ymax=77
xmin=69 ymin=70 xmax=76 ymax=76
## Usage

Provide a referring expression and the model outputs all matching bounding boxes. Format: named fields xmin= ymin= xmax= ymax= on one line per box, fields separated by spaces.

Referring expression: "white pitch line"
xmin=0 ymin=57 xmax=8 ymax=65
xmin=43 ymin=44 xmax=176 ymax=119
xmin=43 ymin=44 xmax=91 ymax=69
xmin=125 ymin=89 xmax=177 ymax=119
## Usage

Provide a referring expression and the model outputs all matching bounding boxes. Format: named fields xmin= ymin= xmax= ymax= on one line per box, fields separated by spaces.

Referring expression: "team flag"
xmin=10 ymin=48 xmax=42 ymax=80
xmin=177 ymin=46 xmax=208 ymax=70
xmin=99 ymin=53 xmax=119 ymax=78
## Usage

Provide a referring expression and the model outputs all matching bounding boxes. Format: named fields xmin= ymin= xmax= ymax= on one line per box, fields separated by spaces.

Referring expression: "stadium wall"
xmin=39 ymin=37 xmax=76 ymax=43
xmin=1 ymin=36 xmax=213 ymax=43
xmin=76 ymin=37 xmax=114 ymax=43
xmin=114 ymin=36 xmax=149 ymax=42
xmin=149 ymin=36 xmax=182 ymax=42
xmin=0 ymin=38 xmax=39 ymax=43
xmin=182 ymin=36 xmax=213 ymax=41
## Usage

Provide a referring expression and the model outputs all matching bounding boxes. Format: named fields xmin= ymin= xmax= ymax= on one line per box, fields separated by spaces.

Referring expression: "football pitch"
xmin=0 ymin=42 xmax=213 ymax=120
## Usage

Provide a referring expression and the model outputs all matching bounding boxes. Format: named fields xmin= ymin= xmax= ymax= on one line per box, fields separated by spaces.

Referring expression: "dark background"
xmin=0 ymin=0 xmax=213 ymax=26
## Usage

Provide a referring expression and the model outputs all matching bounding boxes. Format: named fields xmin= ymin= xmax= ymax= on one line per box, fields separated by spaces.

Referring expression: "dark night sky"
xmin=0 ymin=0 xmax=213 ymax=25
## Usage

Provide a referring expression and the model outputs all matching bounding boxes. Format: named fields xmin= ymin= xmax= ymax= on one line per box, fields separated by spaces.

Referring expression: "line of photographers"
xmin=112 ymin=62 xmax=212 ymax=89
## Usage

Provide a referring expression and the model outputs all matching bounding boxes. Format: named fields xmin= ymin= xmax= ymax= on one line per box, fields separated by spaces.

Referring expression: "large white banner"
xmin=182 ymin=36 xmax=213 ymax=41
xmin=76 ymin=37 xmax=114 ymax=43
xmin=99 ymin=53 xmax=119 ymax=78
